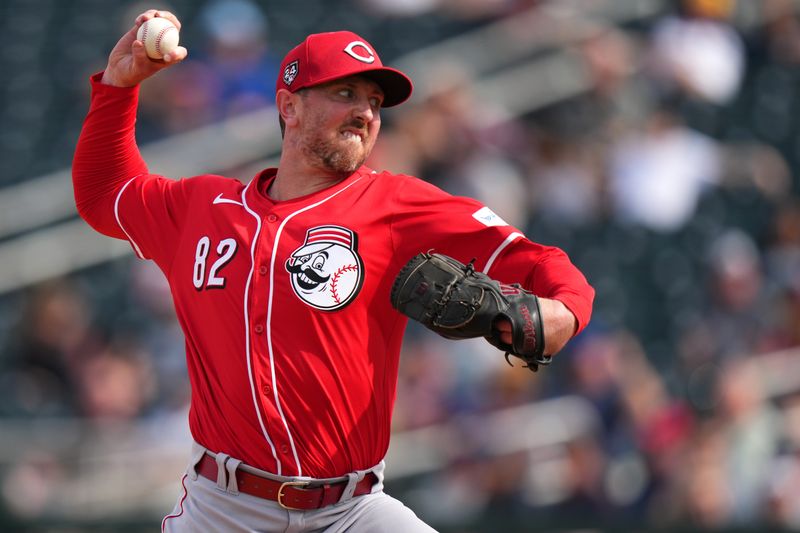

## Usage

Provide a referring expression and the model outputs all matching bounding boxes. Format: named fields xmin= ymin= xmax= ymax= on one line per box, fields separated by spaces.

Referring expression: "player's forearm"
xmin=72 ymin=72 xmax=147 ymax=238
xmin=534 ymin=266 xmax=594 ymax=335
xmin=491 ymin=240 xmax=594 ymax=334
xmin=537 ymin=297 xmax=578 ymax=354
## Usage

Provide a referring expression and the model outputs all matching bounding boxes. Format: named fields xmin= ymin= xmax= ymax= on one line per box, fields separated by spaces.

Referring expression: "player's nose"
xmin=351 ymin=96 xmax=376 ymax=123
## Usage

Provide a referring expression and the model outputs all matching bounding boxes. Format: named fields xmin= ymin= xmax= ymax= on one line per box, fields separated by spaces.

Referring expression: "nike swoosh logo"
xmin=213 ymin=193 xmax=243 ymax=206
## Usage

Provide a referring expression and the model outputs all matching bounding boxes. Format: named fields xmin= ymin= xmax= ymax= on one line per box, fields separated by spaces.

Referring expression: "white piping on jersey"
xmin=482 ymin=231 xmax=523 ymax=274
xmin=115 ymin=176 xmax=146 ymax=259
xmin=240 ymin=181 xmax=282 ymax=474
xmin=265 ymin=177 xmax=364 ymax=476
xmin=243 ymin=176 xmax=363 ymax=477
xmin=213 ymin=192 xmax=244 ymax=206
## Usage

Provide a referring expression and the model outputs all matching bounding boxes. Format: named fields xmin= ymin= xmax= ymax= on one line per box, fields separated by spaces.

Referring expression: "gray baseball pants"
xmin=161 ymin=442 xmax=437 ymax=532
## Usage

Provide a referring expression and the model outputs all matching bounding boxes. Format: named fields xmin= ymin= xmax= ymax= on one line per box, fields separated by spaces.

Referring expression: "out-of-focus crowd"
xmin=3 ymin=0 xmax=800 ymax=530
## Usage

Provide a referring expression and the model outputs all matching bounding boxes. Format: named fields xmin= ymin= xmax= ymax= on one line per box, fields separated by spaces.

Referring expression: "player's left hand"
xmin=494 ymin=319 xmax=513 ymax=345
xmin=391 ymin=252 xmax=557 ymax=372
xmin=496 ymin=298 xmax=576 ymax=355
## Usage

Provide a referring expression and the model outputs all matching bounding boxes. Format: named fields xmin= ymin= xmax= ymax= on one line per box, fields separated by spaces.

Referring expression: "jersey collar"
xmin=243 ymin=166 xmax=372 ymax=213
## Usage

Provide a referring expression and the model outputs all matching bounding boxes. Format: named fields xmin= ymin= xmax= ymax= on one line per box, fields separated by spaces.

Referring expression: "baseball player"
xmin=73 ymin=9 xmax=594 ymax=532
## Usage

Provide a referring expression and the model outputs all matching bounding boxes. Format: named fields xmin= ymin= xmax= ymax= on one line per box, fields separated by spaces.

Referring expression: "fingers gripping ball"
xmin=137 ymin=17 xmax=179 ymax=60
xmin=390 ymin=252 xmax=552 ymax=372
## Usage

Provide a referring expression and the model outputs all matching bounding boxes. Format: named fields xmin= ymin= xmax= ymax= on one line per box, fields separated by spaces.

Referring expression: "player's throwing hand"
xmin=101 ymin=10 xmax=188 ymax=88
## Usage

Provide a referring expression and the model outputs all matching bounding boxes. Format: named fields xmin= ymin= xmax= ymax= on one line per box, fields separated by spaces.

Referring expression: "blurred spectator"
xmin=75 ymin=342 xmax=156 ymax=421
xmin=196 ymin=0 xmax=278 ymax=115
xmin=761 ymin=0 xmax=800 ymax=65
xmin=608 ymin=108 xmax=721 ymax=232
xmin=704 ymin=229 xmax=775 ymax=357
xmin=371 ymin=72 xmax=479 ymax=181
xmin=393 ymin=331 xmax=459 ymax=429
xmin=768 ymin=450 xmax=800 ymax=528
xmin=358 ymin=0 xmax=536 ymax=19
xmin=2 ymin=281 xmax=102 ymax=417
xmin=556 ymin=436 xmax=609 ymax=518
xmin=677 ymin=229 xmax=774 ymax=404
xmin=715 ymin=357 xmax=781 ymax=524
xmin=526 ymin=133 xmax=605 ymax=226
xmin=766 ymin=199 xmax=800 ymax=297
xmin=768 ymin=394 xmax=800 ymax=528
xmin=1 ymin=452 xmax=64 ymax=520
xmin=679 ymin=421 xmax=733 ymax=528
xmin=127 ymin=261 xmax=189 ymax=413
xmin=720 ymin=142 xmax=791 ymax=200
xmin=524 ymin=28 xmax=638 ymax=227
xmin=647 ymin=0 xmax=745 ymax=105
xmin=358 ymin=0 xmax=441 ymax=18
xmin=565 ymin=330 xmax=625 ymax=436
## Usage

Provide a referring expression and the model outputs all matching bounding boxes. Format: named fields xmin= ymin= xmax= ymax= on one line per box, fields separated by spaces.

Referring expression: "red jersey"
xmin=73 ymin=73 xmax=594 ymax=478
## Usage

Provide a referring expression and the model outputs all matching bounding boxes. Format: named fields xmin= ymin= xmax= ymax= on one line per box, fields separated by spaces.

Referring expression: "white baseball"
xmin=136 ymin=17 xmax=179 ymax=60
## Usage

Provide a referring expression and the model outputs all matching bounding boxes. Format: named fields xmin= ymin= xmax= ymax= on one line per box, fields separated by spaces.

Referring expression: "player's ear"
xmin=276 ymin=88 xmax=301 ymax=129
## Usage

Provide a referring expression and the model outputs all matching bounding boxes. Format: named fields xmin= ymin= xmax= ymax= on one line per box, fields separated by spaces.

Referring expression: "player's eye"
xmin=369 ymin=96 xmax=382 ymax=108
xmin=312 ymin=256 xmax=326 ymax=269
xmin=337 ymin=88 xmax=353 ymax=98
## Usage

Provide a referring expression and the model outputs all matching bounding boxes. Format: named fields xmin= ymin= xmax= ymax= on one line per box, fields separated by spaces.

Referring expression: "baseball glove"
xmin=390 ymin=252 xmax=551 ymax=372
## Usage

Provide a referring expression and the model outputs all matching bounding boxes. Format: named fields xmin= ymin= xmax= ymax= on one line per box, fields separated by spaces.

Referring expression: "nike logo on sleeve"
xmin=213 ymin=193 xmax=244 ymax=206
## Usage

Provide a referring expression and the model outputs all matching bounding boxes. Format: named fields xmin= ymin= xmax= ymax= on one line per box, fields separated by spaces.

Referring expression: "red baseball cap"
xmin=277 ymin=31 xmax=413 ymax=107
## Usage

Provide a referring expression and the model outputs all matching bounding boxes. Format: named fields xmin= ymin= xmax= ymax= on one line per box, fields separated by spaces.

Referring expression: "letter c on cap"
xmin=343 ymin=41 xmax=375 ymax=64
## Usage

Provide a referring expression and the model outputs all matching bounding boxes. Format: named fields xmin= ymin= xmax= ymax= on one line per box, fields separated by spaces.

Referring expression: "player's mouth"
xmin=340 ymin=129 xmax=365 ymax=143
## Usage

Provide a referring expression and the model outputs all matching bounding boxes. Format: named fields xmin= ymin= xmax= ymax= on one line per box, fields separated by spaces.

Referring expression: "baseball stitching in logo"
xmin=285 ymin=225 xmax=364 ymax=311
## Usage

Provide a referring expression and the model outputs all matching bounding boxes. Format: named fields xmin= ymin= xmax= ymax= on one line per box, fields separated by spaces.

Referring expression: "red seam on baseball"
xmin=155 ymin=27 xmax=174 ymax=56
xmin=330 ymin=264 xmax=358 ymax=304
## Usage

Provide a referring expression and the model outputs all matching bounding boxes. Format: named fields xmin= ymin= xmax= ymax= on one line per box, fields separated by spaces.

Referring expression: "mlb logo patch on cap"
xmin=283 ymin=60 xmax=299 ymax=86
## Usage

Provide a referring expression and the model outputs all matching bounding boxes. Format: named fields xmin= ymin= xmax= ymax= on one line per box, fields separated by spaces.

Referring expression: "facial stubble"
xmin=301 ymin=114 xmax=373 ymax=175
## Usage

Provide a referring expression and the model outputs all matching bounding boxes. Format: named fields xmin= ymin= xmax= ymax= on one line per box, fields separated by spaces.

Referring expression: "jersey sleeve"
xmin=72 ymin=72 xmax=194 ymax=272
xmin=113 ymin=174 xmax=194 ymax=268
xmin=484 ymin=238 xmax=594 ymax=334
xmin=389 ymin=175 xmax=594 ymax=333
xmin=389 ymin=176 xmax=519 ymax=268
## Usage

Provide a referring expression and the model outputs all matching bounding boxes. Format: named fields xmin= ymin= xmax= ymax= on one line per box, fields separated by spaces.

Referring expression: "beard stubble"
xmin=301 ymin=116 xmax=373 ymax=175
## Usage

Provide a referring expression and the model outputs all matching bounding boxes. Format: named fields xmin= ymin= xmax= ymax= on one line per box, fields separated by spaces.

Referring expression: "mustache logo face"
xmin=286 ymin=260 xmax=330 ymax=290
xmin=285 ymin=226 xmax=364 ymax=311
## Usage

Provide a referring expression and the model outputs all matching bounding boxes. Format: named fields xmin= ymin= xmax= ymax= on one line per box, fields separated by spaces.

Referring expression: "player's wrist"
xmin=100 ymin=68 xmax=134 ymax=88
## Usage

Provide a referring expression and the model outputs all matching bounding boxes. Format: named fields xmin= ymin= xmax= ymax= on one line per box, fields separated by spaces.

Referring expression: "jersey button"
xmin=259 ymin=265 xmax=268 ymax=276
xmin=267 ymin=214 xmax=278 ymax=222
xmin=254 ymin=324 xmax=264 ymax=334
xmin=280 ymin=444 xmax=289 ymax=454
xmin=262 ymin=384 xmax=271 ymax=395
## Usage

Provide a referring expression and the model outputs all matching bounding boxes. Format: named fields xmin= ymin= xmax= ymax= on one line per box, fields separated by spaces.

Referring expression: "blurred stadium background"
xmin=3 ymin=0 xmax=800 ymax=531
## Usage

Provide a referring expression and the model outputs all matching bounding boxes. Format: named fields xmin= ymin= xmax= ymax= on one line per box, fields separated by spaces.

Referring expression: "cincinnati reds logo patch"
xmin=283 ymin=60 xmax=299 ymax=86
xmin=285 ymin=225 xmax=364 ymax=311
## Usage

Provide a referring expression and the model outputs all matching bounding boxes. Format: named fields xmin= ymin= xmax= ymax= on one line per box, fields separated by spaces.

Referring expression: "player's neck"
xmin=271 ymin=155 xmax=351 ymax=202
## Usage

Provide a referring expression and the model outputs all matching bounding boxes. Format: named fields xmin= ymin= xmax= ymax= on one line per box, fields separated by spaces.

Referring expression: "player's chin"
xmin=325 ymin=146 xmax=369 ymax=173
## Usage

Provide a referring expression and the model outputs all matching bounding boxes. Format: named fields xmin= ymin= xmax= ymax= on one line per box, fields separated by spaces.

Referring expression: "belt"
xmin=195 ymin=454 xmax=378 ymax=510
